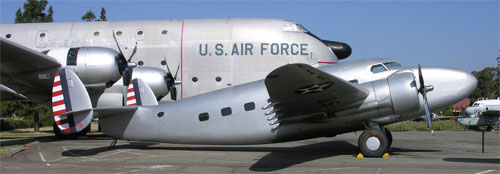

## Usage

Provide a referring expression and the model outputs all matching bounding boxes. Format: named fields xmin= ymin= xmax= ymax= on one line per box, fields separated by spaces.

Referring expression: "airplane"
xmin=457 ymin=98 xmax=500 ymax=131
xmin=50 ymin=58 xmax=477 ymax=157
xmin=0 ymin=18 xmax=351 ymax=104
xmin=412 ymin=113 xmax=453 ymax=122
xmin=1 ymin=18 xmax=351 ymax=138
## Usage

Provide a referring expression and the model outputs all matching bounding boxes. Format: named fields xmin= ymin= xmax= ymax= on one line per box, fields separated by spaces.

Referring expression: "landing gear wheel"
xmin=53 ymin=122 xmax=77 ymax=139
xmin=385 ymin=128 xmax=393 ymax=148
xmin=358 ymin=129 xmax=389 ymax=157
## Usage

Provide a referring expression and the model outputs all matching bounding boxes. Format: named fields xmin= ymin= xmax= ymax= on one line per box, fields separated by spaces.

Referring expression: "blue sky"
xmin=1 ymin=0 xmax=498 ymax=72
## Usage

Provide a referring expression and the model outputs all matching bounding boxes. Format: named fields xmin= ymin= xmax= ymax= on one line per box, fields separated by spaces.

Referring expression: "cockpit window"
xmin=283 ymin=22 xmax=309 ymax=33
xmin=473 ymin=103 xmax=480 ymax=106
xmin=371 ymin=64 xmax=388 ymax=73
xmin=383 ymin=62 xmax=402 ymax=70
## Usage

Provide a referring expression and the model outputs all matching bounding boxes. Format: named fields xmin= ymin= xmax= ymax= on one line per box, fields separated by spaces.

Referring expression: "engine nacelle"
xmin=45 ymin=47 xmax=121 ymax=88
xmin=335 ymin=70 xmax=420 ymax=123
xmin=131 ymin=67 xmax=170 ymax=101
xmin=386 ymin=71 xmax=420 ymax=115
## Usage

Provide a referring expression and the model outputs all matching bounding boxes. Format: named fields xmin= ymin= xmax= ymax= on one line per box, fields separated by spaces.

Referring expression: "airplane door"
xmin=36 ymin=30 xmax=49 ymax=48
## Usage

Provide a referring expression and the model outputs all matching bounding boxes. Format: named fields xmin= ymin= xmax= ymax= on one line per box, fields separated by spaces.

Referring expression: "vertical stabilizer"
xmin=126 ymin=78 xmax=158 ymax=106
xmin=52 ymin=68 xmax=93 ymax=134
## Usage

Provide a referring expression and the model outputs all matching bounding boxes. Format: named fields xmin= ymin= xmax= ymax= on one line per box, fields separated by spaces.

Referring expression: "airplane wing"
xmin=264 ymin=63 xmax=369 ymax=123
xmin=482 ymin=110 xmax=500 ymax=117
xmin=0 ymin=38 xmax=61 ymax=102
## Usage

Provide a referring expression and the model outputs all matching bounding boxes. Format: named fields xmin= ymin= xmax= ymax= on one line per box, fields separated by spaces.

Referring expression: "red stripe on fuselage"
xmin=318 ymin=61 xmax=338 ymax=64
xmin=180 ymin=20 xmax=184 ymax=100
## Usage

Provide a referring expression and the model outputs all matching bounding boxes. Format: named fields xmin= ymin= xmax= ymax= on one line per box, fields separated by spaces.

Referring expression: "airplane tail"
xmin=52 ymin=68 xmax=158 ymax=134
xmin=52 ymin=68 xmax=93 ymax=134
xmin=125 ymin=78 xmax=158 ymax=106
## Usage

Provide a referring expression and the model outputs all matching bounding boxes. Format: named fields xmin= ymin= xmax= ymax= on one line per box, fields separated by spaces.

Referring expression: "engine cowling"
xmin=45 ymin=47 xmax=121 ymax=88
xmin=335 ymin=70 xmax=420 ymax=122
xmin=131 ymin=67 xmax=170 ymax=101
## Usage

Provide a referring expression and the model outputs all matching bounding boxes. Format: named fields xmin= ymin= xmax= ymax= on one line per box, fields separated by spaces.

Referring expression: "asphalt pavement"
xmin=1 ymin=131 xmax=499 ymax=173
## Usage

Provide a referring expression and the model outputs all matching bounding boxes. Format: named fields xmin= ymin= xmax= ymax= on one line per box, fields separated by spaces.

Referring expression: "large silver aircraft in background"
xmin=51 ymin=58 xmax=477 ymax=157
xmin=1 ymin=18 xmax=351 ymax=138
xmin=0 ymin=18 xmax=350 ymax=104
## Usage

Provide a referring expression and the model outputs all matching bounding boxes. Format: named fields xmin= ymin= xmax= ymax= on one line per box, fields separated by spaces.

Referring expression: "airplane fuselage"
xmin=100 ymin=59 xmax=477 ymax=144
xmin=0 ymin=18 xmax=337 ymax=101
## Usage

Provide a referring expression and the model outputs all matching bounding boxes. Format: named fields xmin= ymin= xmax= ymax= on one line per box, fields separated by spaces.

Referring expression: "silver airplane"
xmin=51 ymin=58 xmax=477 ymax=157
xmin=1 ymin=18 xmax=350 ymax=138
xmin=0 ymin=18 xmax=350 ymax=104
xmin=457 ymin=99 xmax=500 ymax=131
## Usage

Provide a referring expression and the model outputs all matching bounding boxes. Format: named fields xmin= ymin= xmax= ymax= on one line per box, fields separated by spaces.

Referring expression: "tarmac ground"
xmin=1 ymin=131 xmax=499 ymax=173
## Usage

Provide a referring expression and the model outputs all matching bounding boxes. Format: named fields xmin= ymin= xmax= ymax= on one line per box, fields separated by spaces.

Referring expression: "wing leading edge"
xmin=264 ymin=63 xmax=369 ymax=122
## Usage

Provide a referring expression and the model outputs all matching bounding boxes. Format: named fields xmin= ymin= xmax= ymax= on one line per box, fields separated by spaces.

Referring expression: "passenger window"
xmin=244 ymin=102 xmax=255 ymax=111
xmin=371 ymin=64 xmax=387 ymax=73
xmin=221 ymin=107 xmax=232 ymax=116
xmin=199 ymin=113 xmax=209 ymax=121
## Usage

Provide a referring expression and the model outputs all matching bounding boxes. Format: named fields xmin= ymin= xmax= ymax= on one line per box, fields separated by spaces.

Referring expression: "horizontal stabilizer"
xmin=52 ymin=68 xmax=93 ymax=134
xmin=94 ymin=106 xmax=138 ymax=119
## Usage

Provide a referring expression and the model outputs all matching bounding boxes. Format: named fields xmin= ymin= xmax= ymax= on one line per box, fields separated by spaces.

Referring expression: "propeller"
xmin=417 ymin=64 xmax=435 ymax=135
xmin=112 ymin=30 xmax=138 ymax=105
xmin=163 ymin=56 xmax=180 ymax=100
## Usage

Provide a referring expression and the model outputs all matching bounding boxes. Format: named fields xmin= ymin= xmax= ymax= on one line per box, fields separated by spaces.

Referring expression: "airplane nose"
xmin=416 ymin=67 xmax=477 ymax=111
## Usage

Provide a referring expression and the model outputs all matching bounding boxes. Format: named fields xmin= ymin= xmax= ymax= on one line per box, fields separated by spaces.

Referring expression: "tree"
xmin=470 ymin=67 xmax=500 ymax=103
xmin=15 ymin=0 xmax=53 ymax=23
xmin=98 ymin=7 xmax=107 ymax=21
xmin=81 ymin=9 xmax=96 ymax=22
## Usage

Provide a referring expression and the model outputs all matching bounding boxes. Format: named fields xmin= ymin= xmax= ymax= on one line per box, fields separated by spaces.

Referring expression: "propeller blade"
xmin=170 ymin=87 xmax=177 ymax=100
xmin=128 ymin=42 xmax=138 ymax=62
xmin=112 ymin=30 xmax=124 ymax=55
xmin=417 ymin=64 xmax=434 ymax=135
xmin=163 ymin=56 xmax=173 ymax=75
xmin=418 ymin=64 xmax=425 ymax=92
xmin=174 ymin=64 xmax=180 ymax=80
xmin=422 ymin=94 xmax=434 ymax=135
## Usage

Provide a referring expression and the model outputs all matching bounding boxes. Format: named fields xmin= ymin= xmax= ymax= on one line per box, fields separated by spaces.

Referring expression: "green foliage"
xmin=83 ymin=7 xmax=107 ymax=22
xmin=470 ymin=67 xmax=500 ymax=103
xmin=1 ymin=101 xmax=31 ymax=118
xmin=437 ymin=107 xmax=453 ymax=116
xmin=1 ymin=101 xmax=53 ymax=131
xmin=0 ymin=119 xmax=33 ymax=131
xmin=14 ymin=0 xmax=53 ymax=23
xmin=81 ymin=9 xmax=96 ymax=22
xmin=98 ymin=7 xmax=107 ymax=21
xmin=386 ymin=120 xmax=465 ymax=132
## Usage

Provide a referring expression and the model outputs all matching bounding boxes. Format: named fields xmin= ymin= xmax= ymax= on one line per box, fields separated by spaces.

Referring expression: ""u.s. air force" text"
xmin=199 ymin=43 xmax=309 ymax=56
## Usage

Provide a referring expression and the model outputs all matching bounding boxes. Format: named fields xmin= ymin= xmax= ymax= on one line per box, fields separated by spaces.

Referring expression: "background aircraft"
xmin=52 ymin=58 xmax=477 ymax=157
xmin=457 ymin=98 xmax=500 ymax=131
xmin=0 ymin=18 xmax=351 ymax=138
xmin=0 ymin=18 xmax=350 ymax=104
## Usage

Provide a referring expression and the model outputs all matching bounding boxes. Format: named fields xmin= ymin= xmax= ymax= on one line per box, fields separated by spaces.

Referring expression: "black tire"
xmin=53 ymin=122 xmax=77 ymax=139
xmin=385 ymin=128 xmax=393 ymax=148
xmin=358 ymin=129 xmax=389 ymax=157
